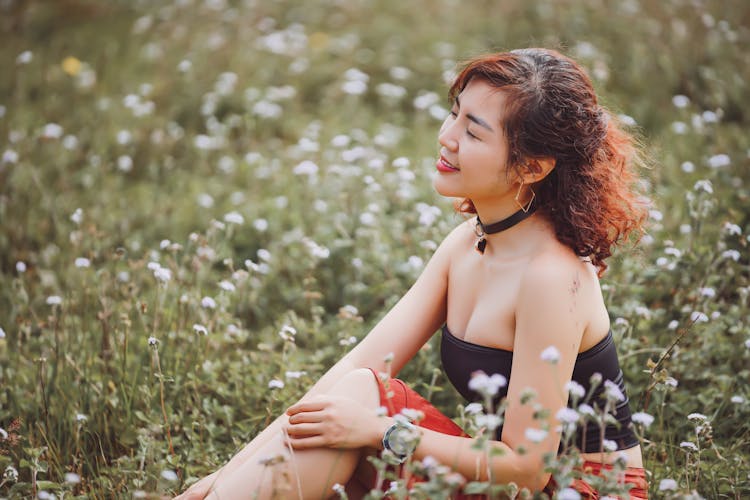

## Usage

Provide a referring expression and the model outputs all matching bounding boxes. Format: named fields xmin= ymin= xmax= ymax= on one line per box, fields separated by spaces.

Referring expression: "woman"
xmin=177 ymin=48 xmax=649 ymax=499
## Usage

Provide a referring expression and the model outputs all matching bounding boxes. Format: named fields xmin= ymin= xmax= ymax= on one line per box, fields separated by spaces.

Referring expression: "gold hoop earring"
xmin=515 ymin=182 xmax=536 ymax=213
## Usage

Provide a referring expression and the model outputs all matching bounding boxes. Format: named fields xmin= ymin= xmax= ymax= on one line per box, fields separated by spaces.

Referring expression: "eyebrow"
xmin=455 ymin=96 xmax=495 ymax=132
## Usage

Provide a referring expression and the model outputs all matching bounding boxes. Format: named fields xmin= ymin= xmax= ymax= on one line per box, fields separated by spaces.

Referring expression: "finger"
xmin=287 ymin=410 xmax=325 ymax=424
xmin=286 ymin=399 xmax=327 ymax=415
xmin=285 ymin=435 xmax=327 ymax=450
xmin=285 ymin=422 xmax=323 ymax=437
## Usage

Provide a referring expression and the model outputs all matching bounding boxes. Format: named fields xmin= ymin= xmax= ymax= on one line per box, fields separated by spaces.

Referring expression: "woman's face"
xmin=434 ymin=79 xmax=516 ymax=204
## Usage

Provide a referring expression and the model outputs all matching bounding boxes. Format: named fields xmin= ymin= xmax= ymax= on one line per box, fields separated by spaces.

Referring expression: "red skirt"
xmin=369 ymin=369 xmax=648 ymax=499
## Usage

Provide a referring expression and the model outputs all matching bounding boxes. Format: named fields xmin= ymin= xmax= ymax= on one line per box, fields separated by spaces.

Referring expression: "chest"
xmin=446 ymin=256 xmax=527 ymax=351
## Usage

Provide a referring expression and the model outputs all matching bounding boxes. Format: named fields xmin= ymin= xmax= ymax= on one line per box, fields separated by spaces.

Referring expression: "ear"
xmin=521 ymin=157 xmax=556 ymax=184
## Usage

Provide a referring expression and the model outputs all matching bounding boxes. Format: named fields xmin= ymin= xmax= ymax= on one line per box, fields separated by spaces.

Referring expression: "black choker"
xmin=474 ymin=204 xmax=538 ymax=254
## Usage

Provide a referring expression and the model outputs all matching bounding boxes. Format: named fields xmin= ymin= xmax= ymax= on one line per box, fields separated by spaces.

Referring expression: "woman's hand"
xmin=284 ymin=395 xmax=391 ymax=450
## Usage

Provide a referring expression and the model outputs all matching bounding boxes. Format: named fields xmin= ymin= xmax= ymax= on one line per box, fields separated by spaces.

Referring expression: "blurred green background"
xmin=1 ymin=0 xmax=749 ymax=497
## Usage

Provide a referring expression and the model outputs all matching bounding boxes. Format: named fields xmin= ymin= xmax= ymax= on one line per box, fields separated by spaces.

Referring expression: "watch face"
xmin=388 ymin=425 xmax=417 ymax=456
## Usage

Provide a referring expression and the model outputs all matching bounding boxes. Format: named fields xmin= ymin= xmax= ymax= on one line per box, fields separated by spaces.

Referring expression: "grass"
xmin=1 ymin=0 xmax=749 ymax=497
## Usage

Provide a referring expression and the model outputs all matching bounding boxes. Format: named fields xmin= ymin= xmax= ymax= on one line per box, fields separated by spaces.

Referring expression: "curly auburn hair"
xmin=450 ymin=48 xmax=648 ymax=276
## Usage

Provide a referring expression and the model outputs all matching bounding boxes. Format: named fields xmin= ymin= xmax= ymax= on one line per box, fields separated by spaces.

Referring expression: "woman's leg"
xmin=205 ymin=368 xmax=381 ymax=500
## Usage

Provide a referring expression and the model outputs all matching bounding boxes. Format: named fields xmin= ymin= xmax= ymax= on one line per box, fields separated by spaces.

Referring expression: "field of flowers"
xmin=1 ymin=0 xmax=749 ymax=498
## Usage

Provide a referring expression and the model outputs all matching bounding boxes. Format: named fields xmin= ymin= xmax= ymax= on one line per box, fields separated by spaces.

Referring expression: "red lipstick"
xmin=436 ymin=156 xmax=459 ymax=172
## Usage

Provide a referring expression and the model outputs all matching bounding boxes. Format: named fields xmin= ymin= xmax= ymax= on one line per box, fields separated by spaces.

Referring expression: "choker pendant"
xmin=474 ymin=203 xmax=538 ymax=255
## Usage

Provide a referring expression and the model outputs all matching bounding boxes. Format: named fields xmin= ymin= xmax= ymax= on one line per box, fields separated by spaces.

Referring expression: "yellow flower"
xmin=62 ymin=57 xmax=82 ymax=76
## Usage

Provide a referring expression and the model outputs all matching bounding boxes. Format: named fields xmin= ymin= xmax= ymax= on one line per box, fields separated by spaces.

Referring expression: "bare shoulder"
xmin=520 ymin=242 xmax=598 ymax=298
xmin=516 ymin=241 xmax=606 ymax=347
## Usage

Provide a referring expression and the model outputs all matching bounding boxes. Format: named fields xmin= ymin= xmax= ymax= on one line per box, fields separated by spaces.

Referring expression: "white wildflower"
xmin=721 ymin=249 xmax=740 ymax=261
xmin=632 ymin=412 xmax=655 ymax=428
xmin=219 ymin=280 xmax=236 ymax=292
xmin=16 ymin=50 xmax=33 ymax=64
xmin=376 ymin=82 xmax=407 ymax=99
xmin=64 ymin=472 xmax=81 ymax=484
xmin=41 ymin=123 xmax=63 ymax=139
xmin=74 ymin=257 xmax=90 ymax=268
xmin=0 ymin=428 xmax=6 ymax=439
xmin=69 ymin=208 xmax=84 ymax=226
xmin=148 ymin=336 xmax=158 ymax=346
xmin=224 ymin=211 xmax=244 ymax=225
xmin=339 ymin=336 xmax=357 ymax=346
xmin=407 ymin=255 xmax=423 ymax=270
xmin=421 ymin=455 xmax=439 ymax=469
xmin=193 ymin=324 xmax=208 ymax=336
xmin=75 ymin=413 xmax=87 ymax=422
xmin=400 ymin=408 xmax=425 ymax=423
xmin=557 ymin=488 xmax=582 ymax=500
xmin=285 ymin=370 xmax=306 ymax=379
xmin=681 ymin=161 xmax=695 ymax=173
xmin=467 ymin=371 xmax=507 ymax=396
xmin=117 ymin=155 xmax=133 ymax=172
xmin=253 ymin=218 xmax=269 ymax=232
xmin=464 ymin=402 xmax=483 ymax=415
xmin=413 ymin=91 xmax=439 ymax=110
xmin=698 ymin=287 xmax=716 ymax=298
xmin=161 ymin=469 xmax=178 ymax=481
xmin=702 ymin=110 xmax=719 ymax=123
xmin=540 ymin=345 xmax=560 ymax=363
xmin=602 ymin=439 xmax=618 ymax=451
xmin=46 ymin=295 xmax=62 ymax=305
xmin=723 ymin=222 xmax=742 ymax=236
xmin=690 ymin=311 xmax=709 ymax=323
xmin=342 ymin=80 xmax=367 ymax=95
xmin=659 ymin=478 xmax=678 ymax=491
xmin=359 ymin=212 xmax=377 ymax=226
xmin=2 ymin=149 xmax=19 ymax=164
xmin=671 ymin=121 xmax=688 ymax=134
xmin=556 ymin=407 xmax=580 ymax=424
xmin=201 ymin=296 xmax=216 ymax=309
xmin=680 ymin=441 xmax=698 ymax=451
xmin=197 ymin=193 xmax=214 ymax=208
xmin=603 ymin=380 xmax=625 ymax=402
xmin=153 ymin=267 xmax=171 ymax=283
xmin=668 ymin=320 xmax=679 ymax=330
xmin=524 ymin=428 xmax=548 ymax=443
xmin=0 ymin=327 xmax=5 ymax=339
xmin=3 ymin=465 xmax=19 ymax=482
xmin=16 ymin=261 xmax=26 ymax=273
xmin=293 ymin=160 xmax=319 ymax=176
xmin=268 ymin=379 xmax=284 ymax=389
xmin=687 ymin=412 xmax=708 ymax=421
xmin=707 ymin=153 xmax=730 ymax=168
xmin=279 ymin=324 xmax=297 ymax=341
xmin=257 ymin=249 xmax=271 ymax=261
xmin=665 ymin=377 xmax=679 ymax=388
xmin=475 ymin=413 xmax=502 ymax=431
xmin=672 ymin=95 xmax=690 ymax=108
xmin=731 ymin=395 xmax=744 ymax=404
xmin=693 ymin=179 xmax=713 ymax=194
xmin=565 ymin=380 xmax=586 ymax=399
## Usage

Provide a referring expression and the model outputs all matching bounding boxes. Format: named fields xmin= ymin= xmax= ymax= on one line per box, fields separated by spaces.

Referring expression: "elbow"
xmin=491 ymin=457 xmax=551 ymax=493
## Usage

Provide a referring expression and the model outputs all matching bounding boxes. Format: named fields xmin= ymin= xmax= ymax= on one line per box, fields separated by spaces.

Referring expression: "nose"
xmin=438 ymin=118 xmax=459 ymax=152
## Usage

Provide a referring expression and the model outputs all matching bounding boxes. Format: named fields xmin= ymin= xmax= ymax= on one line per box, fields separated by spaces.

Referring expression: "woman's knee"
xmin=330 ymin=368 xmax=379 ymax=404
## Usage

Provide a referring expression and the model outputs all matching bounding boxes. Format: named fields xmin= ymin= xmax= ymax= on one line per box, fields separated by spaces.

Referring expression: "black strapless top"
xmin=440 ymin=325 xmax=639 ymax=453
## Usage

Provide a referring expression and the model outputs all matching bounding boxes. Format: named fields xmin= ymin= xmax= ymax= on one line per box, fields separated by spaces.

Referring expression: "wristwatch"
xmin=382 ymin=419 xmax=418 ymax=463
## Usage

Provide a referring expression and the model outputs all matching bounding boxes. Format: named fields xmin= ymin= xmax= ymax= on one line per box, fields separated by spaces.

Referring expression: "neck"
xmin=472 ymin=198 xmax=541 ymax=255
